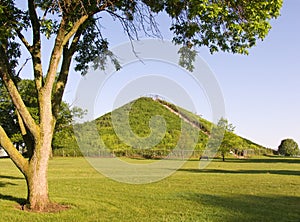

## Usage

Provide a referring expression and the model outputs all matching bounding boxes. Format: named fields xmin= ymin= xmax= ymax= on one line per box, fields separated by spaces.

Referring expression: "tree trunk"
xmin=222 ymin=153 xmax=225 ymax=162
xmin=24 ymin=126 xmax=53 ymax=211
xmin=25 ymin=158 xmax=50 ymax=210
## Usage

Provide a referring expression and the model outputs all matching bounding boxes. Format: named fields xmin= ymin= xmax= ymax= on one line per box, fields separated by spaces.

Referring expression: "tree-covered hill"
xmin=56 ymin=97 xmax=272 ymax=159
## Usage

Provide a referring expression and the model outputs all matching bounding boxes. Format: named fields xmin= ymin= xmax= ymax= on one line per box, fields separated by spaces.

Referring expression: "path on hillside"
xmin=155 ymin=99 xmax=210 ymax=136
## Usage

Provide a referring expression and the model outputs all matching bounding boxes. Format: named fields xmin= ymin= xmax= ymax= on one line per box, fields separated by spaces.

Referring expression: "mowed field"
xmin=0 ymin=157 xmax=299 ymax=222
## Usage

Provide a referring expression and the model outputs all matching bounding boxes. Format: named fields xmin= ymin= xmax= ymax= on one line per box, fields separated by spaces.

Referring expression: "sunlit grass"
xmin=0 ymin=157 xmax=299 ymax=222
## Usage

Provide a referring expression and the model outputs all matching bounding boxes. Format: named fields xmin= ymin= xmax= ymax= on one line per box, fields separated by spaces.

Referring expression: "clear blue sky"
xmin=19 ymin=1 xmax=300 ymax=149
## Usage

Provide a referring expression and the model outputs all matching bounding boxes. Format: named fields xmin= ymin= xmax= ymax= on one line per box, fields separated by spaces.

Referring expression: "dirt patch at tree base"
xmin=16 ymin=202 xmax=71 ymax=213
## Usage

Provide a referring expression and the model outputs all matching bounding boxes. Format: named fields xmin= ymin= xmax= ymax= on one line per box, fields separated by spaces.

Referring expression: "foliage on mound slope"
xmin=65 ymin=97 xmax=269 ymax=158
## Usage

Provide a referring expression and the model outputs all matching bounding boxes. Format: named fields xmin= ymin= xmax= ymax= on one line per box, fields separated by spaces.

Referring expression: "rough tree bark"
xmin=25 ymin=92 xmax=55 ymax=210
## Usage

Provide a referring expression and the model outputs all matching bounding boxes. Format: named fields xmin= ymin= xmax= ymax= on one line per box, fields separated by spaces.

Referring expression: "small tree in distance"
xmin=208 ymin=117 xmax=241 ymax=161
xmin=278 ymin=139 xmax=299 ymax=157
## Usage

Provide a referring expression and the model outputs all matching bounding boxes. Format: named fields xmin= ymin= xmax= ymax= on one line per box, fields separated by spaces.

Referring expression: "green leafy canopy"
xmin=278 ymin=138 xmax=299 ymax=157
xmin=0 ymin=0 xmax=283 ymax=74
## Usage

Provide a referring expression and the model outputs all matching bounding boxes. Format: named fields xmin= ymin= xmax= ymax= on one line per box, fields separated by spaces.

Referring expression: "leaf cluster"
xmin=168 ymin=0 xmax=283 ymax=55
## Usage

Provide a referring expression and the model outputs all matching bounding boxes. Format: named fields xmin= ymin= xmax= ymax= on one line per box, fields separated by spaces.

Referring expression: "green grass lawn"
xmin=0 ymin=157 xmax=299 ymax=222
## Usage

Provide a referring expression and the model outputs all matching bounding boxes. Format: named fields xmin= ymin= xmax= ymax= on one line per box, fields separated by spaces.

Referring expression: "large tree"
xmin=0 ymin=0 xmax=282 ymax=211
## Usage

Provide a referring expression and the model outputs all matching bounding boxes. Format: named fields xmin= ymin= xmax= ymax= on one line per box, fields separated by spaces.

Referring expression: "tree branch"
xmin=44 ymin=2 xmax=112 ymax=93
xmin=15 ymin=30 xmax=33 ymax=53
xmin=0 ymin=125 xmax=29 ymax=175
xmin=0 ymin=47 xmax=39 ymax=138
xmin=28 ymin=0 xmax=43 ymax=90
xmin=62 ymin=15 xmax=89 ymax=46
xmin=17 ymin=57 xmax=32 ymax=77
xmin=52 ymin=28 xmax=83 ymax=119
xmin=61 ymin=1 xmax=115 ymax=47
xmin=16 ymin=110 xmax=34 ymax=158
xmin=43 ymin=13 xmax=89 ymax=97
xmin=42 ymin=14 xmax=68 ymax=93
xmin=28 ymin=0 xmax=40 ymax=46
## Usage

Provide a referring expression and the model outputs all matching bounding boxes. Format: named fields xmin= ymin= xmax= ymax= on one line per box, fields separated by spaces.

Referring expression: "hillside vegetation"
xmin=54 ymin=97 xmax=271 ymax=158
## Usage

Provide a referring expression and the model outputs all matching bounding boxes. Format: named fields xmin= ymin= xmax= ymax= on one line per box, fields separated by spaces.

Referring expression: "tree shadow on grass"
xmin=180 ymin=193 xmax=300 ymax=222
xmin=223 ymin=157 xmax=300 ymax=164
xmin=0 ymin=193 xmax=26 ymax=205
xmin=0 ymin=181 xmax=18 ymax=188
xmin=0 ymin=174 xmax=26 ymax=205
xmin=178 ymin=168 xmax=300 ymax=176
xmin=0 ymin=175 xmax=24 ymax=188
xmin=0 ymin=175 xmax=23 ymax=180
